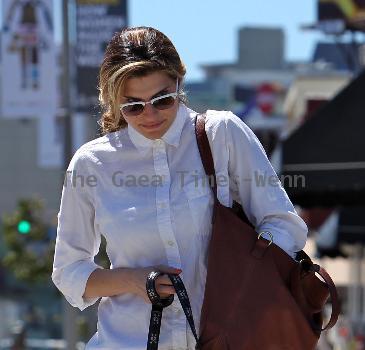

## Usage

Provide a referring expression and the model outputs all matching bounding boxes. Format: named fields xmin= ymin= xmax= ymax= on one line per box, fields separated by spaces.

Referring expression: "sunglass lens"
xmin=153 ymin=96 xmax=175 ymax=110
xmin=122 ymin=104 xmax=144 ymax=116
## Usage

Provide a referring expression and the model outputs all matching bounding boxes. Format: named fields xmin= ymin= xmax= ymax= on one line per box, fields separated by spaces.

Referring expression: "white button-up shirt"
xmin=52 ymin=103 xmax=308 ymax=350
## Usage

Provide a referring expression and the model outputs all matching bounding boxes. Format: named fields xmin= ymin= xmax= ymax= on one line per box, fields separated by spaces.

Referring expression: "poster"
xmin=1 ymin=0 xmax=58 ymax=118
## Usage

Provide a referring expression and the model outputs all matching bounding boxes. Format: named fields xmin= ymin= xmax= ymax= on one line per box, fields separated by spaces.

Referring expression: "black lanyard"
xmin=146 ymin=271 xmax=201 ymax=350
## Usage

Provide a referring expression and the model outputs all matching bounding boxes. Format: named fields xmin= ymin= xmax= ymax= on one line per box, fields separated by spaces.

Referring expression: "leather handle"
xmin=310 ymin=264 xmax=340 ymax=331
xmin=195 ymin=113 xmax=217 ymax=197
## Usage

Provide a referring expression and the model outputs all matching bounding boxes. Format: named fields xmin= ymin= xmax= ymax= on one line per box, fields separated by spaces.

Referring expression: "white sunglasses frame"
xmin=119 ymin=79 xmax=179 ymax=116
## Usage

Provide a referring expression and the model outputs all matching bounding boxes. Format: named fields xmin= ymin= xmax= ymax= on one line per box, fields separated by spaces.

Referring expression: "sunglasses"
xmin=120 ymin=79 xmax=179 ymax=117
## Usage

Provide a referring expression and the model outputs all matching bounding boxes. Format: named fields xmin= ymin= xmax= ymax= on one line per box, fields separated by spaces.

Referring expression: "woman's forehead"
xmin=121 ymin=72 xmax=174 ymax=99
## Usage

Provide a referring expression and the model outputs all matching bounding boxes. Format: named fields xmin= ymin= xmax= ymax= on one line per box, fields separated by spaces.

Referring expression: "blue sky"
xmin=129 ymin=0 xmax=326 ymax=81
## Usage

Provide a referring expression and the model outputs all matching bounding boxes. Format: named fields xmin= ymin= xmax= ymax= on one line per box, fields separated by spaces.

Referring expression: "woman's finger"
xmin=156 ymin=275 xmax=173 ymax=285
xmin=156 ymin=285 xmax=175 ymax=296
xmin=156 ymin=265 xmax=182 ymax=275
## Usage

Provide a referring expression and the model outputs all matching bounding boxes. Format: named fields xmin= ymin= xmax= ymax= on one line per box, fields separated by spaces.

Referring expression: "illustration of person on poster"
xmin=3 ymin=0 xmax=53 ymax=90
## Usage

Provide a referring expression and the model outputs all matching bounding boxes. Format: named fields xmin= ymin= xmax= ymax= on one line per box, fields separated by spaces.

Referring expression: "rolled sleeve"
xmin=224 ymin=112 xmax=308 ymax=257
xmin=52 ymin=150 xmax=103 ymax=310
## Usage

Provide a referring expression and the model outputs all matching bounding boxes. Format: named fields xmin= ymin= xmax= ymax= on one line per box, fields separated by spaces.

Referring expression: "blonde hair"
xmin=97 ymin=27 xmax=187 ymax=135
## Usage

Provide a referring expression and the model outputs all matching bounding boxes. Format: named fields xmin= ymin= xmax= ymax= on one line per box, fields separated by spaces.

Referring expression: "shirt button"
xmin=167 ymin=240 xmax=175 ymax=247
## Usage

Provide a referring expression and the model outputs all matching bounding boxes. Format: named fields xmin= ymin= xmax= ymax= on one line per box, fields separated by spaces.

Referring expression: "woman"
xmin=52 ymin=26 xmax=308 ymax=350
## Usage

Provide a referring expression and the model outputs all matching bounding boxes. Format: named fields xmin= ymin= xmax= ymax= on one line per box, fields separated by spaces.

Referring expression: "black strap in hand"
xmin=146 ymin=271 xmax=201 ymax=350
xmin=146 ymin=271 xmax=174 ymax=350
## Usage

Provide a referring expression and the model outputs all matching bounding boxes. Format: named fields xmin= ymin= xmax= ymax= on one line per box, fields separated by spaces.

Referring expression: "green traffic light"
xmin=17 ymin=220 xmax=31 ymax=234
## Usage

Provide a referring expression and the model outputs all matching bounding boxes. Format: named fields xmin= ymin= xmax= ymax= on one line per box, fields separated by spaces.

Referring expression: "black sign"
xmin=317 ymin=0 xmax=365 ymax=31
xmin=75 ymin=0 xmax=127 ymax=113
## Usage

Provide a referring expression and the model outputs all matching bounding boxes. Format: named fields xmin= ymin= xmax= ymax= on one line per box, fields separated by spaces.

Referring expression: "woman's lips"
xmin=140 ymin=120 xmax=165 ymax=130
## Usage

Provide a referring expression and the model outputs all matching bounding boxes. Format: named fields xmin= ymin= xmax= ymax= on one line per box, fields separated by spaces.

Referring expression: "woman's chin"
xmin=138 ymin=121 xmax=169 ymax=139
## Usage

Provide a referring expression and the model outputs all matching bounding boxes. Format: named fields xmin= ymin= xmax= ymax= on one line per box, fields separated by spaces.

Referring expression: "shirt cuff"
xmin=52 ymin=260 xmax=103 ymax=311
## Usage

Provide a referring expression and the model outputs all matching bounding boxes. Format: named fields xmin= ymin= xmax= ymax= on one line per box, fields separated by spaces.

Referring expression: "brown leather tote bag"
xmin=194 ymin=113 xmax=339 ymax=350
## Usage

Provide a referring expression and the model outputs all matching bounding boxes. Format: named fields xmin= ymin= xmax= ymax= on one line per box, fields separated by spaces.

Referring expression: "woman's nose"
xmin=142 ymin=102 xmax=158 ymax=118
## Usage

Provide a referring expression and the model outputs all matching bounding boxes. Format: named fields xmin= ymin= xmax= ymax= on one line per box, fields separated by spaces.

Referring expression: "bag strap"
xmin=308 ymin=263 xmax=340 ymax=331
xmin=146 ymin=271 xmax=174 ymax=350
xmin=296 ymin=251 xmax=340 ymax=330
xmin=195 ymin=113 xmax=254 ymax=227
xmin=168 ymin=274 xmax=201 ymax=347
xmin=146 ymin=271 xmax=201 ymax=350
xmin=194 ymin=113 xmax=217 ymax=198
xmin=194 ymin=112 xmax=340 ymax=332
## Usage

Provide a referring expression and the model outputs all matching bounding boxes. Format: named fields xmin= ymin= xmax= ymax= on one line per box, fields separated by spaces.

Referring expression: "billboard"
xmin=75 ymin=0 xmax=127 ymax=113
xmin=1 ymin=0 xmax=58 ymax=118
xmin=318 ymin=0 xmax=365 ymax=32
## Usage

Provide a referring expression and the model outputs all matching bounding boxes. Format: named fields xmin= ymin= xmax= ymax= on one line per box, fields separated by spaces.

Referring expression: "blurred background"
xmin=1 ymin=0 xmax=365 ymax=349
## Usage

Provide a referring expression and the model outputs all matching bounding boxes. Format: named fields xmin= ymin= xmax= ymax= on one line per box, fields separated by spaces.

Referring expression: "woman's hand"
xmin=130 ymin=265 xmax=182 ymax=303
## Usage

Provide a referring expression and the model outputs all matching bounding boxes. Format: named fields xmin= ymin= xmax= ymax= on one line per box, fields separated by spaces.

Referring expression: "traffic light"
xmin=2 ymin=198 xmax=55 ymax=283
xmin=17 ymin=220 xmax=31 ymax=235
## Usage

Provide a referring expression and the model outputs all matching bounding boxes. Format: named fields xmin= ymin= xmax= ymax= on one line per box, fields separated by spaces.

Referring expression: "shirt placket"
xmin=153 ymin=139 xmax=187 ymax=350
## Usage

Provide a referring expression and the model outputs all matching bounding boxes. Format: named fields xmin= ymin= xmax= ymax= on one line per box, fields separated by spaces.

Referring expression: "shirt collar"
xmin=127 ymin=103 xmax=188 ymax=155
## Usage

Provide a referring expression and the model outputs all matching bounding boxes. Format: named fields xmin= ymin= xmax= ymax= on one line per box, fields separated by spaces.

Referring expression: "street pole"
xmin=62 ymin=0 xmax=73 ymax=168
xmin=62 ymin=1 xmax=78 ymax=349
